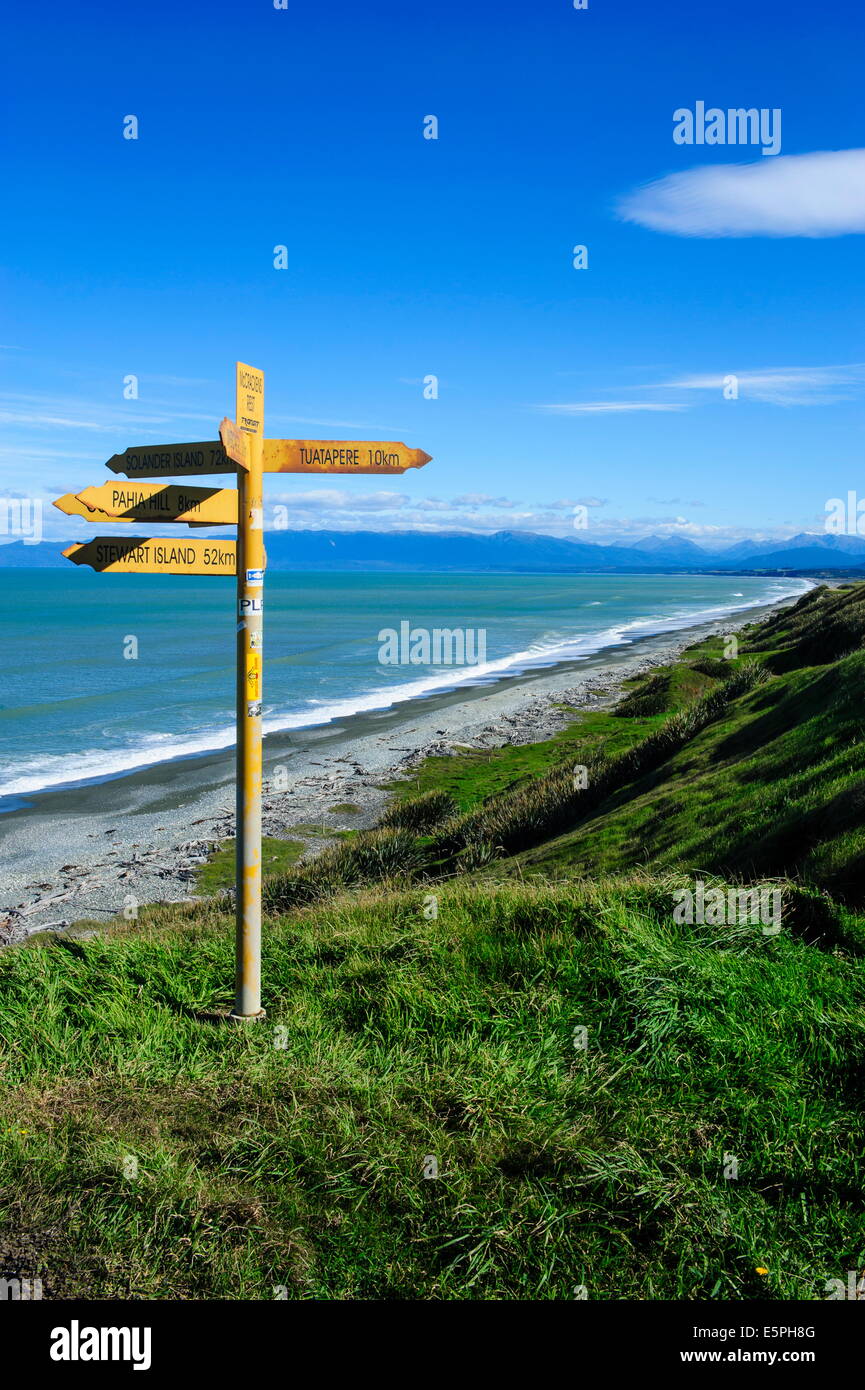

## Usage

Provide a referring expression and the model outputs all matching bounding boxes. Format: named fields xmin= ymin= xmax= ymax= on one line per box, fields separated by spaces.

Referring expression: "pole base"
xmin=227 ymin=1007 xmax=267 ymax=1024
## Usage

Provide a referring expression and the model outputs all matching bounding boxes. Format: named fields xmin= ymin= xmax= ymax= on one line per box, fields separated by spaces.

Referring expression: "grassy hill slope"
xmin=2 ymin=583 xmax=864 ymax=1300
xmin=2 ymin=877 xmax=863 ymax=1300
xmin=516 ymin=585 xmax=865 ymax=900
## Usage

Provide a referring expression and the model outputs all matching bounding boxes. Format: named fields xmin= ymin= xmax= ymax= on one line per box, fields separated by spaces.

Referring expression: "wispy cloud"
xmin=662 ymin=363 xmax=865 ymax=405
xmin=267 ymin=414 xmax=370 ymax=429
xmin=532 ymin=402 xmax=687 ymax=415
xmin=0 ymin=392 xmax=217 ymax=435
xmin=617 ymin=149 xmax=865 ymax=238
xmin=141 ymin=374 xmax=217 ymax=389
xmin=647 ymin=496 xmax=706 ymax=507
xmin=0 ymin=410 xmax=121 ymax=432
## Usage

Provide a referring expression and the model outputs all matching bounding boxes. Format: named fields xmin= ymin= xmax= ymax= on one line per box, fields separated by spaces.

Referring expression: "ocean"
xmin=0 ymin=570 xmax=811 ymax=808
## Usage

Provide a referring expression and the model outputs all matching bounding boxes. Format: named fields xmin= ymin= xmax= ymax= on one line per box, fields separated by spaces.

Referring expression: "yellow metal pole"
xmin=231 ymin=364 xmax=266 ymax=1021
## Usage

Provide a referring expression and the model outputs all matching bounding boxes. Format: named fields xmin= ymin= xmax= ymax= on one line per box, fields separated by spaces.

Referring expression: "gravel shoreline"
xmin=0 ymin=590 xmax=806 ymax=946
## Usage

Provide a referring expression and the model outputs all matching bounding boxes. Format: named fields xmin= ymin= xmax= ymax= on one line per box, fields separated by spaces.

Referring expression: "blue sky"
xmin=2 ymin=0 xmax=863 ymax=548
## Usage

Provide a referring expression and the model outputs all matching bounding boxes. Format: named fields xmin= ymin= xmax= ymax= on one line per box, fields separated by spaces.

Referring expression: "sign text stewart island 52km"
xmin=62 ymin=537 xmax=237 ymax=576
xmin=52 ymin=363 xmax=431 ymax=1022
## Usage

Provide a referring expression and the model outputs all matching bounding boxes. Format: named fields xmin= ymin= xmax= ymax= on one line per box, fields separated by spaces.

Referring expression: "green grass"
xmin=288 ymin=822 xmax=358 ymax=838
xmin=385 ymin=707 xmax=662 ymax=812
xmin=195 ymin=837 xmax=305 ymax=896
xmin=1 ymin=876 xmax=863 ymax=1300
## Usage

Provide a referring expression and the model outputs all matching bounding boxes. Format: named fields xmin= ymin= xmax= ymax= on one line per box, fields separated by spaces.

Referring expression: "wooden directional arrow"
xmin=219 ymin=418 xmax=248 ymax=468
xmin=62 ymin=537 xmax=237 ymax=575
xmin=53 ymin=492 xmax=128 ymax=525
xmin=106 ymin=443 xmax=236 ymax=478
xmin=67 ymin=483 xmax=238 ymax=526
xmin=262 ymin=440 xmax=432 ymax=475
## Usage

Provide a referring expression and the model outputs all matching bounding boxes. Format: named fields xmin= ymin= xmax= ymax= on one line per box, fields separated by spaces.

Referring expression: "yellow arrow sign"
xmin=106 ymin=443 xmax=236 ymax=478
xmin=262 ymin=440 xmax=432 ymax=474
xmin=62 ymin=537 xmax=237 ymax=575
xmin=67 ymin=483 xmax=238 ymax=526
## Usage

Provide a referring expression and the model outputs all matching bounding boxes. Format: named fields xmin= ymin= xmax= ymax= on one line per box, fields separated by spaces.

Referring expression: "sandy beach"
xmin=0 ymin=589 xmax=805 ymax=944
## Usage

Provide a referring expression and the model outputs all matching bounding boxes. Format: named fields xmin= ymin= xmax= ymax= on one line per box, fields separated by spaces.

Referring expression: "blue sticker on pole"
xmin=246 ymin=568 xmax=264 ymax=586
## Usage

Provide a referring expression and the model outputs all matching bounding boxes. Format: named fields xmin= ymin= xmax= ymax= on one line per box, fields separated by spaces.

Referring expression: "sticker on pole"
xmin=246 ymin=569 xmax=264 ymax=587
xmin=239 ymin=596 xmax=263 ymax=616
xmin=246 ymin=653 xmax=262 ymax=700
xmin=246 ymin=701 xmax=262 ymax=718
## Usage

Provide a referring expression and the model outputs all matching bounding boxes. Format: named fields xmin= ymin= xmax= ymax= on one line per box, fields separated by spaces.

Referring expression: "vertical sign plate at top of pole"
xmin=232 ymin=362 xmax=266 ymax=1021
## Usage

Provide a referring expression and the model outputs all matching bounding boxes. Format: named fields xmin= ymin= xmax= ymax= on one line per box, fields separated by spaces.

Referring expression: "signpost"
xmin=53 ymin=363 xmax=431 ymax=1022
xmin=233 ymin=363 xmax=266 ymax=1022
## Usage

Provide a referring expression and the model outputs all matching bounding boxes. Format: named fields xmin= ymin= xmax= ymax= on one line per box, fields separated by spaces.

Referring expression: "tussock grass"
xmin=379 ymin=790 xmax=458 ymax=833
xmin=614 ymin=671 xmax=671 ymax=717
xmin=264 ymin=827 xmax=426 ymax=911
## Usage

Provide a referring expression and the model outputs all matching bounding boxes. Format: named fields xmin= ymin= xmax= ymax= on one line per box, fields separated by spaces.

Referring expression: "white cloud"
xmin=271 ymin=488 xmax=409 ymax=512
xmin=28 ymin=470 xmax=824 ymax=551
xmin=451 ymin=493 xmax=512 ymax=507
xmin=617 ymin=149 xmax=865 ymax=238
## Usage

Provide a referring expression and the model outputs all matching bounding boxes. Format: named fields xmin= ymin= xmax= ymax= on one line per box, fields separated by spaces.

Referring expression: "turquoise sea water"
xmin=0 ymin=570 xmax=810 ymax=804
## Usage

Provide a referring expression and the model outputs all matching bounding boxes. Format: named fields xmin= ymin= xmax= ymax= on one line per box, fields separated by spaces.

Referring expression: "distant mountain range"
xmin=3 ymin=530 xmax=865 ymax=574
